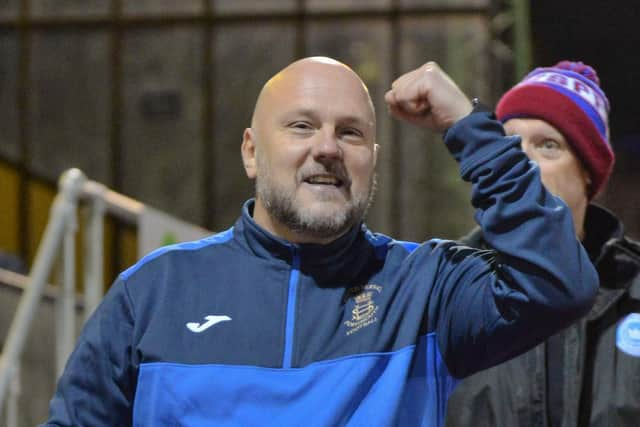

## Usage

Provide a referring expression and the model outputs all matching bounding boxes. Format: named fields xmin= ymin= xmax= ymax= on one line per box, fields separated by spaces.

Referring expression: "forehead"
xmin=265 ymin=65 xmax=375 ymax=123
xmin=504 ymin=118 xmax=565 ymax=139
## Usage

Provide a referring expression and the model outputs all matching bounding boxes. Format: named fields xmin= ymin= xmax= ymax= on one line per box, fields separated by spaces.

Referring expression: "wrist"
xmin=470 ymin=97 xmax=492 ymax=114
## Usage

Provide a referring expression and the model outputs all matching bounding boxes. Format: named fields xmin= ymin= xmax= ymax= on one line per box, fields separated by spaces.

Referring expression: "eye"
xmin=339 ymin=127 xmax=364 ymax=139
xmin=288 ymin=121 xmax=314 ymax=132
xmin=534 ymin=139 xmax=562 ymax=158
xmin=541 ymin=139 xmax=560 ymax=150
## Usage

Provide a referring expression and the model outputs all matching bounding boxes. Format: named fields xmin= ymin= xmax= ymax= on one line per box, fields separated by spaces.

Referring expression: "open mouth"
xmin=304 ymin=174 xmax=344 ymax=188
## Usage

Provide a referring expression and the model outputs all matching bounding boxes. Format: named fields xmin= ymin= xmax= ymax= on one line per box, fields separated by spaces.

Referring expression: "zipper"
xmin=282 ymin=246 xmax=301 ymax=368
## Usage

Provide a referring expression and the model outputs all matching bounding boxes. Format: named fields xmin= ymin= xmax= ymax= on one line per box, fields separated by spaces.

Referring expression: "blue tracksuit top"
xmin=43 ymin=111 xmax=598 ymax=427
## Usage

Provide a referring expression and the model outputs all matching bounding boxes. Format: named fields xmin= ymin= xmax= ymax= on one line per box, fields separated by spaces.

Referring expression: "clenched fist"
xmin=384 ymin=61 xmax=473 ymax=133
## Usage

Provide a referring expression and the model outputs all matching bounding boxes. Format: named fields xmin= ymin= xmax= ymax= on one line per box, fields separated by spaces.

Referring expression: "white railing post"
xmin=83 ymin=182 xmax=107 ymax=322
xmin=0 ymin=167 xmax=205 ymax=417
xmin=55 ymin=198 xmax=78 ymax=378
xmin=6 ymin=362 xmax=20 ymax=427
xmin=0 ymin=168 xmax=86 ymax=406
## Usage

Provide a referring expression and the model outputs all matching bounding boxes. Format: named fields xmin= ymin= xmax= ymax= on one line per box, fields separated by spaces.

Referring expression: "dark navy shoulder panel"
xmin=120 ymin=227 xmax=234 ymax=281
xmin=363 ymin=230 xmax=422 ymax=260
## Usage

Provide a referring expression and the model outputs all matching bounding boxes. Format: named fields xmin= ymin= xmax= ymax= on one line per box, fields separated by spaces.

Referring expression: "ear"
xmin=373 ymin=143 xmax=380 ymax=168
xmin=241 ymin=128 xmax=257 ymax=179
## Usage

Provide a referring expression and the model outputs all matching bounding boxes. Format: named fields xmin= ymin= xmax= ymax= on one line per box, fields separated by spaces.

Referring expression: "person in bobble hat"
xmin=445 ymin=60 xmax=640 ymax=427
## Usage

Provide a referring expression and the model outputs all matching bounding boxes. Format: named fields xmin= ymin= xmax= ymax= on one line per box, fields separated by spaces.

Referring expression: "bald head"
xmin=251 ymin=57 xmax=376 ymax=131
xmin=240 ymin=56 xmax=379 ymax=244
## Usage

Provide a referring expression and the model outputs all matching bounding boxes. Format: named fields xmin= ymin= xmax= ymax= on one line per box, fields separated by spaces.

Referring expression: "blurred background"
xmin=0 ymin=0 xmax=638 ymax=424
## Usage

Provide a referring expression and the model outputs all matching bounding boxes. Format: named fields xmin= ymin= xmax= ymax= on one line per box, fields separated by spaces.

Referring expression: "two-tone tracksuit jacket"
xmin=42 ymin=111 xmax=599 ymax=427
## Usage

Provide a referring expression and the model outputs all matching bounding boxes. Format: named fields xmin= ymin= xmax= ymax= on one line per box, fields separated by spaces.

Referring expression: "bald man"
xmin=42 ymin=57 xmax=597 ymax=427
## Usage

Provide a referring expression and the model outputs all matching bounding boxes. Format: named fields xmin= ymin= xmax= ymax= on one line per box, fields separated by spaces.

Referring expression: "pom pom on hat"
xmin=496 ymin=60 xmax=614 ymax=198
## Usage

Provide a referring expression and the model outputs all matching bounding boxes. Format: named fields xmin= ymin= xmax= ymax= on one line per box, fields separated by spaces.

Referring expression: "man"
xmin=42 ymin=57 xmax=597 ymax=426
xmin=445 ymin=61 xmax=640 ymax=427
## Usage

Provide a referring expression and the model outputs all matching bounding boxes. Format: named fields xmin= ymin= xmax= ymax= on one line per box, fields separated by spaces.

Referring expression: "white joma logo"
xmin=186 ymin=315 xmax=232 ymax=333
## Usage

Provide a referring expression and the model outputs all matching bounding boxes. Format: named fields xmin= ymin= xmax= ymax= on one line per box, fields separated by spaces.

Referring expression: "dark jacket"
xmin=42 ymin=112 xmax=598 ymax=427
xmin=445 ymin=204 xmax=640 ymax=427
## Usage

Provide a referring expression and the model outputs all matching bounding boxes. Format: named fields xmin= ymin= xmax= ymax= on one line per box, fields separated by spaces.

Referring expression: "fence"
xmin=0 ymin=168 xmax=208 ymax=426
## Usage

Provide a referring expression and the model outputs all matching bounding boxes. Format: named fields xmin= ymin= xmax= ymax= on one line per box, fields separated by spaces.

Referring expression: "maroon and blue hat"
xmin=496 ymin=60 xmax=614 ymax=198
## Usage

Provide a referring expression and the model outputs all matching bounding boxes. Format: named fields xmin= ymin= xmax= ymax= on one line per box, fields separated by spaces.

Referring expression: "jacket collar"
xmin=581 ymin=205 xmax=640 ymax=319
xmin=233 ymin=199 xmax=379 ymax=281
xmin=582 ymin=204 xmax=624 ymax=265
xmin=584 ymin=204 xmax=639 ymax=288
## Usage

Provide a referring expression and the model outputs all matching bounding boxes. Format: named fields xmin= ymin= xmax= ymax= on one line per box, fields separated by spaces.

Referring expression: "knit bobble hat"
xmin=496 ymin=61 xmax=614 ymax=198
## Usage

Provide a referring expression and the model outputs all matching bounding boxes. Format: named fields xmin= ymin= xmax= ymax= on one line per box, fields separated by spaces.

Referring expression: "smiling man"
xmin=243 ymin=58 xmax=377 ymax=244
xmin=42 ymin=57 xmax=598 ymax=427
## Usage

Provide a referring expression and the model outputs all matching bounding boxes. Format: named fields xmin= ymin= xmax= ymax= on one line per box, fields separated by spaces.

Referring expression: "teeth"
xmin=307 ymin=175 xmax=339 ymax=185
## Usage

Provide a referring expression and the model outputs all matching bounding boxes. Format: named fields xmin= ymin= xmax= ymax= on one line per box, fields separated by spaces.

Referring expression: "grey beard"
xmin=256 ymin=174 xmax=377 ymax=240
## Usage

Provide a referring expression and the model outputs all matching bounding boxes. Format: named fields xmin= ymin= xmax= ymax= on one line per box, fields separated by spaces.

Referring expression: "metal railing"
xmin=0 ymin=268 xmax=66 ymax=427
xmin=0 ymin=168 xmax=144 ymax=425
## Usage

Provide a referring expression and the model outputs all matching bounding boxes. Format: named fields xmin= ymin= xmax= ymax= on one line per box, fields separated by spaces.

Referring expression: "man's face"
xmin=242 ymin=60 xmax=378 ymax=243
xmin=504 ymin=118 xmax=590 ymax=226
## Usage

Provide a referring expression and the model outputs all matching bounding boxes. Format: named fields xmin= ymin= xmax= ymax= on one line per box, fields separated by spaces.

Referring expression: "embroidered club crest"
xmin=344 ymin=284 xmax=381 ymax=336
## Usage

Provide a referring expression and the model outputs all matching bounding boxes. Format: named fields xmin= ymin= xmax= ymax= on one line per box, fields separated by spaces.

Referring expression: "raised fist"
xmin=384 ymin=61 xmax=473 ymax=132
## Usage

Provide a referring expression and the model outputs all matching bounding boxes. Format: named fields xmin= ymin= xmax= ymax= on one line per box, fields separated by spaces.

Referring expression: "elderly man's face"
xmin=504 ymin=118 xmax=590 ymax=235
xmin=242 ymin=59 xmax=378 ymax=244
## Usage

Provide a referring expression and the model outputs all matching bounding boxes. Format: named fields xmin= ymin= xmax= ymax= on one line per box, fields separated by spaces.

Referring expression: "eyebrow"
xmin=338 ymin=115 xmax=375 ymax=128
xmin=279 ymin=108 xmax=374 ymax=128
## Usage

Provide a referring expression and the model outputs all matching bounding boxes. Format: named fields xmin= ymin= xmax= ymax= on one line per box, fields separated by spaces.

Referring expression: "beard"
xmin=255 ymin=158 xmax=377 ymax=241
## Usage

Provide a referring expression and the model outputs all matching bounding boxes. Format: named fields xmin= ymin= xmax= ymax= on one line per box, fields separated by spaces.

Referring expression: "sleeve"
xmin=425 ymin=110 xmax=599 ymax=379
xmin=40 ymin=277 xmax=137 ymax=426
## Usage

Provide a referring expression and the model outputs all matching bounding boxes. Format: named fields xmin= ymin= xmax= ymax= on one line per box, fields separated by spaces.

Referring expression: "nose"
xmin=311 ymin=127 xmax=342 ymax=161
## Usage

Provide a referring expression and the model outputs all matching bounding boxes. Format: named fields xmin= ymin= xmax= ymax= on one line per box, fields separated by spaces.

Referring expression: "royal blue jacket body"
xmin=43 ymin=111 xmax=599 ymax=427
